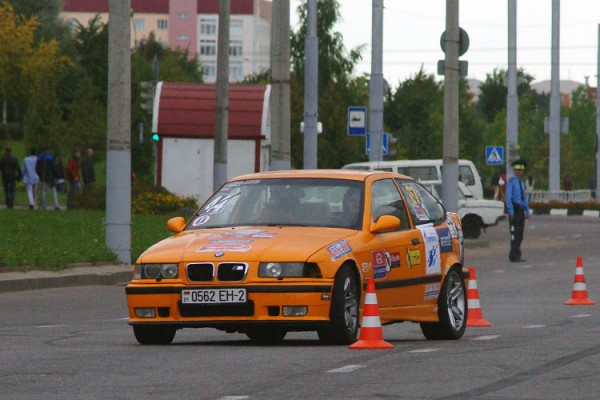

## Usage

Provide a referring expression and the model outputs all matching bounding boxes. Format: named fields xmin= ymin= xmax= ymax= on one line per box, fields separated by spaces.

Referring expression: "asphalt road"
xmin=1 ymin=215 xmax=599 ymax=400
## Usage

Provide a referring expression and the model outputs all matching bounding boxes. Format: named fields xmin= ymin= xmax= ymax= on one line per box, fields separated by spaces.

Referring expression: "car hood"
xmin=137 ymin=226 xmax=355 ymax=263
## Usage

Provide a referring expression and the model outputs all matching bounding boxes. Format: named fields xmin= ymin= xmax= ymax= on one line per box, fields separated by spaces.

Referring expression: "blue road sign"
xmin=486 ymin=146 xmax=504 ymax=166
xmin=366 ymin=133 xmax=389 ymax=155
xmin=348 ymin=107 xmax=367 ymax=136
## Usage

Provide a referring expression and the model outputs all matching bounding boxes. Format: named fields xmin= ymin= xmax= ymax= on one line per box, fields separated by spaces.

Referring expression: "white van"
xmin=342 ymin=159 xmax=484 ymax=199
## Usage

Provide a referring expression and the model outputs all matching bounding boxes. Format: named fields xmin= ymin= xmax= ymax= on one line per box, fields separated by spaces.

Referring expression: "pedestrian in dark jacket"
xmin=36 ymin=146 xmax=61 ymax=210
xmin=0 ymin=147 xmax=22 ymax=208
xmin=81 ymin=147 xmax=96 ymax=192
xmin=66 ymin=150 xmax=81 ymax=209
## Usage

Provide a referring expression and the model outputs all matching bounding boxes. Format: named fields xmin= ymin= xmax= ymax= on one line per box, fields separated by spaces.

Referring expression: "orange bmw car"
xmin=126 ymin=170 xmax=468 ymax=345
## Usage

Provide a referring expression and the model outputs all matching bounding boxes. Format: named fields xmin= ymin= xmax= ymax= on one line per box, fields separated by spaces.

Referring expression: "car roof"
xmin=228 ymin=169 xmax=412 ymax=182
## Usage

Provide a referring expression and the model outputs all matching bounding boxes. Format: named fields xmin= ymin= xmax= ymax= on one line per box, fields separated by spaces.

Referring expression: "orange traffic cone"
xmin=349 ymin=278 xmax=394 ymax=350
xmin=466 ymin=267 xmax=492 ymax=327
xmin=565 ymin=257 xmax=595 ymax=305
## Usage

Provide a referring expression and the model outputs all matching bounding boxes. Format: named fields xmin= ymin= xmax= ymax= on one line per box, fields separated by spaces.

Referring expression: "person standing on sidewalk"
xmin=0 ymin=147 xmax=22 ymax=208
xmin=36 ymin=145 xmax=61 ymax=210
xmin=22 ymin=147 xmax=39 ymax=209
xmin=506 ymin=159 xmax=530 ymax=262
xmin=81 ymin=147 xmax=96 ymax=192
xmin=66 ymin=150 xmax=82 ymax=209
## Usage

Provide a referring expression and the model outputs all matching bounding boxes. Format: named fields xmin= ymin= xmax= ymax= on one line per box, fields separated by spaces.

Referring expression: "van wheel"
xmin=461 ymin=215 xmax=481 ymax=239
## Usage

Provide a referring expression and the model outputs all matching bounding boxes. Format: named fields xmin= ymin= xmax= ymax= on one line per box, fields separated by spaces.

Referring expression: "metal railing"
xmin=529 ymin=190 xmax=595 ymax=203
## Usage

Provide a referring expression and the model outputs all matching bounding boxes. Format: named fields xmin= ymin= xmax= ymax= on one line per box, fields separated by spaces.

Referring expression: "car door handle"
xmin=412 ymin=238 xmax=420 ymax=245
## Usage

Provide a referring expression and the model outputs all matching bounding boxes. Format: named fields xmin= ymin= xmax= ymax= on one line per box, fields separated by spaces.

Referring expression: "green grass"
xmin=0 ymin=209 xmax=175 ymax=271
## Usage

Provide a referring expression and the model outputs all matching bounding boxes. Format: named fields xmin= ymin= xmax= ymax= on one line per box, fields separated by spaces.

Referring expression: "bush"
xmin=132 ymin=191 xmax=198 ymax=215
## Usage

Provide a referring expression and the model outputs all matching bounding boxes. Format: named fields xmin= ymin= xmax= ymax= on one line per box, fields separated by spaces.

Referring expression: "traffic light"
xmin=152 ymin=133 xmax=160 ymax=142
xmin=140 ymin=81 xmax=155 ymax=114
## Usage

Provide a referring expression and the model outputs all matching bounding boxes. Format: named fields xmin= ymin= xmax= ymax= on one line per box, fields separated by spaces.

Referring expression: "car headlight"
xmin=133 ymin=264 xmax=179 ymax=280
xmin=258 ymin=262 xmax=321 ymax=278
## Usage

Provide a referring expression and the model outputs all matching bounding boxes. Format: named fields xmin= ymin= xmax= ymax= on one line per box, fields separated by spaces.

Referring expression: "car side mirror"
xmin=167 ymin=217 xmax=186 ymax=233
xmin=370 ymin=215 xmax=401 ymax=233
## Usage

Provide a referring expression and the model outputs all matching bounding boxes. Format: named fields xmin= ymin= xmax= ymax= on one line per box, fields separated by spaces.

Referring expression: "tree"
xmin=290 ymin=0 xmax=367 ymax=168
xmin=384 ymin=69 xmax=444 ymax=159
xmin=0 ymin=3 xmax=38 ymax=126
xmin=476 ymin=68 xmax=534 ymax=122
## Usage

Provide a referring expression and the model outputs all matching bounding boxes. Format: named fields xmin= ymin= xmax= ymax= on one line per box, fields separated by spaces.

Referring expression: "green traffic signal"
xmin=152 ymin=133 xmax=160 ymax=142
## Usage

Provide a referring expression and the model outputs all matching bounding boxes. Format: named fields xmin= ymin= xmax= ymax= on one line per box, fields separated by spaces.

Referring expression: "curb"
xmin=0 ymin=265 xmax=132 ymax=293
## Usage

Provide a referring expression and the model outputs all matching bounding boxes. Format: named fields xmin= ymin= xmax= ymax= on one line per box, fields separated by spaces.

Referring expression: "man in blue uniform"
xmin=506 ymin=159 xmax=530 ymax=262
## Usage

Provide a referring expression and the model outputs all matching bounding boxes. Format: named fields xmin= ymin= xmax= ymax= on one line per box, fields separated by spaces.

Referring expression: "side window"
xmin=370 ymin=179 xmax=410 ymax=230
xmin=397 ymin=179 xmax=446 ymax=225
xmin=459 ymin=165 xmax=475 ymax=185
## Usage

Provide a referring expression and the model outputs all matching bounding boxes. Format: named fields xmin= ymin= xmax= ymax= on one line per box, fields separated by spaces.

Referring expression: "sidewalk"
xmin=0 ymin=264 xmax=132 ymax=293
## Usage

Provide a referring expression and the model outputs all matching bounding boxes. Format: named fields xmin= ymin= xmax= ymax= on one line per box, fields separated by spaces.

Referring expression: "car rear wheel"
xmin=420 ymin=268 xmax=467 ymax=340
xmin=317 ymin=265 xmax=359 ymax=345
xmin=246 ymin=328 xmax=287 ymax=344
xmin=133 ymin=325 xmax=176 ymax=345
xmin=462 ymin=215 xmax=482 ymax=239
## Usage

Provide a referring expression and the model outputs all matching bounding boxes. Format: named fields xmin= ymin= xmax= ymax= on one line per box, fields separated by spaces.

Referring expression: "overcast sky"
xmin=289 ymin=0 xmax=600 ymax=87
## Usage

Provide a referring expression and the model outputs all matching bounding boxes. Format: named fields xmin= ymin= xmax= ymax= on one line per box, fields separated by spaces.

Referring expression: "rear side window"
xmin=397 ymin=166 xmax=438 ymax=181
xmin=396 ymin=179 xmax=446 ymax=225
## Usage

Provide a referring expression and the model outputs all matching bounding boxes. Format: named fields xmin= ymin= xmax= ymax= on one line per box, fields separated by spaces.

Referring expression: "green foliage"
xmin=384 ymin=69 xmax=444 ymax=159
xmin=132 ymin=191 xmax=198 ymax=215
xmin=289 ymin=0 xmax=367 ymax=168
xmin=0 ymin=209 xmax=177 ymax=270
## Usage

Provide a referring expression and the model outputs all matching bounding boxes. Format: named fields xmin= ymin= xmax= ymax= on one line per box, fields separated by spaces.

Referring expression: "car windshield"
xmin=186 ymin=178 xmax=364 ymax=230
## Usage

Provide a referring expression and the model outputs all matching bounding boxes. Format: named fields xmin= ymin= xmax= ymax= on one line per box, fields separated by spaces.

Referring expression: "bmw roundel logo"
xmin=215 ymin=251 xmax=225 ymax=257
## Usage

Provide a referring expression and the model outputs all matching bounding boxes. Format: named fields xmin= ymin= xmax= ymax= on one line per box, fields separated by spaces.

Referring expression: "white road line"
xmin=523 ymin=324 xmax=546 ymax=329
xmin=217 ymin=397 xmax=250 ymax=400
xmin=36 ymin=325 xmax=67 ymax=328
xmin=326 ymin=365 xmax=367 ymax=373
xmin=571 ymin=314 xmax=592 ymax=318
xmin=408 ymin=348 xmax=441 ymax=353
xmin=471 ymin=335 xmax=500 ymax=341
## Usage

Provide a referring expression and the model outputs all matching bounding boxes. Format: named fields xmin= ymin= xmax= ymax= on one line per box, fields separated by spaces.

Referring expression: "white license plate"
xmin=181 ymin=288 xmax=247 ymax=304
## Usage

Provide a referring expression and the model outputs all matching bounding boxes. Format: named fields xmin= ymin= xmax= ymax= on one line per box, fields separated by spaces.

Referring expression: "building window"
xmin=200 ymin=18 xmax=217 ymax=35
xmin=230 ymin=20 xmax=243 ymax=36
xmin=178 ymin=34 xmax=188 ymax=41
xmin=157 ymin=19 xmax=168 ymax=30
xmin=229 ymin=41 xmax=243 ymax=57
xmin=203 ymin=64 xmax=217 ymax=80
xmin=178 ymin=12 xmax=188 ymax=19
xmin=200 ymin=40 xmax=217 ymax=56
xmin=229 ymin=63 xmax=243 ymax=81
xmin=134 ymin=19 xmax=145 ymax=31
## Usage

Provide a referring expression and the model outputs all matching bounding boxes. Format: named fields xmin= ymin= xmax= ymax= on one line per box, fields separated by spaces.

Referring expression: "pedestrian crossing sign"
xmin=485 ymin=146 xmax=504 ymax=166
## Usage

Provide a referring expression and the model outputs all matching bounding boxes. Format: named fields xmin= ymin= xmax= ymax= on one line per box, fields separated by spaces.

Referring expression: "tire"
xmin=133 ymin=325 xmax=176 ymax=345
xmin=462 ymin=215 xmax=482 ymax=239
xmin=420 ymin=268 xmax=467 ymax=340
xmin=317 ymin=265 xmax=359 ymax=345
xmin=246 ymin=328 xmax=287 ymax=344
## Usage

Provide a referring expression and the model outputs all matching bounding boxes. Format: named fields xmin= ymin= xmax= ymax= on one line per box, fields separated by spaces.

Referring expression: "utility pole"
xmin=214 ymin=0 xmax=230 ymax=190
xmin=303 ymin=0 xmax=318 ymax=169
xmin=270 ymin=0 xmax=291 ymax=171
xmin=548 ymin=0 xmax=561 ymax=191
xmin=368 ymin=0 xmax=384 ymax=163
xmin=596 ymin=24 xmax=600 ymax=198
xmin=106 ymin=0 xmax=131 ymax=264
xmin=441 ymin=0 xmax=459 ymax=212
xmin=506 ymin=0 xmax=519 ymax=178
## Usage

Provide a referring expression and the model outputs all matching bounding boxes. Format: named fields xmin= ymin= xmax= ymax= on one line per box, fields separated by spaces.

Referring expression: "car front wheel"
xmin=420 ymin=268 xmax=467 ymax=340
xmin=317 ymin=265 xmax=359 ymax=345
xmin=133 ymin=325 xmax=176 ymax=345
